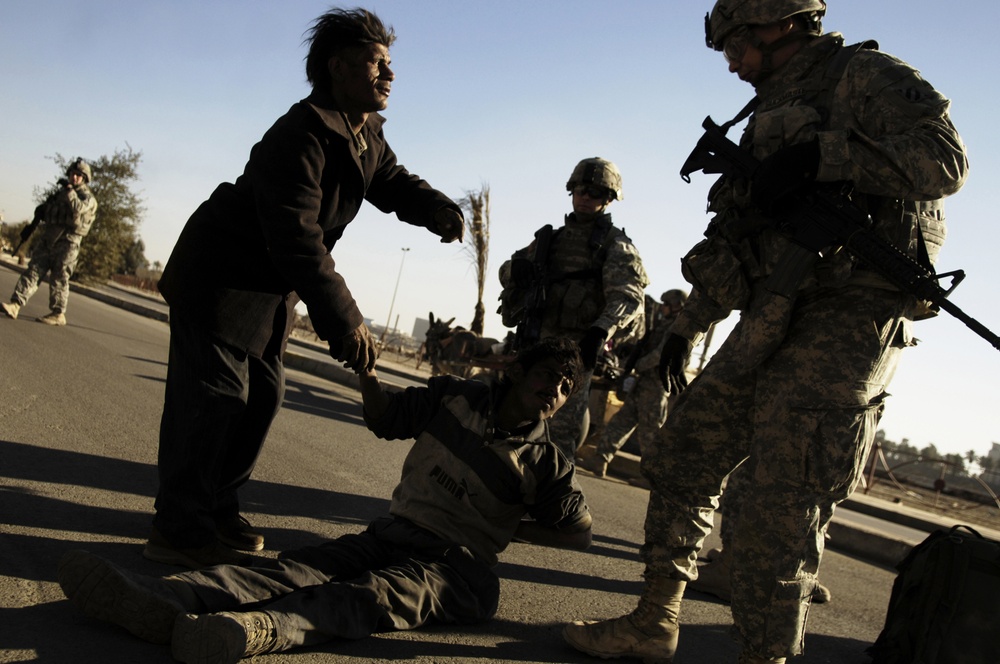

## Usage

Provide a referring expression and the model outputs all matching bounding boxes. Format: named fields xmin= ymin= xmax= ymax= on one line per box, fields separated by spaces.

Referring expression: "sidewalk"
xmin=5 ymin=255 xmax=997 ymax=569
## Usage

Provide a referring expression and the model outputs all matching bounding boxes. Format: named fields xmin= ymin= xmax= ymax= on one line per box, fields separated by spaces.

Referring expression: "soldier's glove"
xmin=434 ymin=207 xmax=465 ymax=243
xmin=579 ymin=326 xmax=607 ymax=372
xmin=658 ymin=333 xmax=694 ymax=395
xmin=330 ymin=322 xmax=378 ymax=374
xmin=751 ymin=139 xmax=820 ymax=215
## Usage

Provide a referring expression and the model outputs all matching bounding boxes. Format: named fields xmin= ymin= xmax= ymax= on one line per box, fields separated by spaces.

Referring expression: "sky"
xmin=2 ymin=1 xmax=998 ymax=461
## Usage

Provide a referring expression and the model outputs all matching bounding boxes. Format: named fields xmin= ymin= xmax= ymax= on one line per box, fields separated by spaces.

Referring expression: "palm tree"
xmin=459 ymin=185 xmax=490 ymax=336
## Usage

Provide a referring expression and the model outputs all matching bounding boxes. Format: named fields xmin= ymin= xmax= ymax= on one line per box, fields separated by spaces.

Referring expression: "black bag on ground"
xmin=868 ymin=524 xmax=1000 ymax=663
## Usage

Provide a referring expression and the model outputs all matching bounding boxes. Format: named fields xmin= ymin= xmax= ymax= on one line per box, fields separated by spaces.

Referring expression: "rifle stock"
xmin=680 ymin=116 xmax=1000 ymax=352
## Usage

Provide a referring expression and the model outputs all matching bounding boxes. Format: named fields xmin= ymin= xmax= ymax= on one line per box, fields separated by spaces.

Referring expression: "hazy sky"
xmin=2 ymin=1 xmax=998 ymax=460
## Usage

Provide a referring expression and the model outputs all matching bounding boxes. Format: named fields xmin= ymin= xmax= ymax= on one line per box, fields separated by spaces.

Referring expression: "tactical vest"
xmin=768 ymin=38 xmax=945 ymax=274
xmin=540 ymin=213 xmax=624 ymax=336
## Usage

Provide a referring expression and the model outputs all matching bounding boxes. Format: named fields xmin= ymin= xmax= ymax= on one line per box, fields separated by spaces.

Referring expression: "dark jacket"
xmin=159 ymin=91 xmax=460 ymax=356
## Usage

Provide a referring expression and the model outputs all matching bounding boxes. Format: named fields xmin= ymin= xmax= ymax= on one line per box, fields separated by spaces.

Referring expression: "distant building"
xmin=988 ymin=442 xmax=1000 ymax=466
xmin=413 ymin=317 xmax=430 ymax=342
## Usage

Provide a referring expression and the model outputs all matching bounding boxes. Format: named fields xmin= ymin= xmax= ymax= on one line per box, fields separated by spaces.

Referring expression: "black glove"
xmin=658 ymin=333 xmax=694 ymax=395
xmin=578 ymin=326 xmax=607 ymax=371
xmin=751 ymin=140 xmax=820 ymax=214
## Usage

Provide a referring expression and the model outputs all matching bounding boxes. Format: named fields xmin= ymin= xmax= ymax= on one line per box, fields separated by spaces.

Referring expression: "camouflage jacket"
xmin=158 ymin=90 xmax=460 ymax=357
xmin=673 ymin=33 xmax=969 ymax=343
xmin=37 ymin=183 xmax=98 ymax=247
xmin=499 ymin=212 xmax=649 ymax=344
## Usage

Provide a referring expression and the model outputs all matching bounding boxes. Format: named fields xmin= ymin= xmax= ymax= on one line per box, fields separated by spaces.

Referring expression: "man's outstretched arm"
xmin=358 ymin=368 xmax=390 ymax=422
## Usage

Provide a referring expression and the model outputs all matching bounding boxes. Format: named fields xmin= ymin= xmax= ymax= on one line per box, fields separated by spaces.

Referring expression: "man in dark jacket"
xmin=148 ymin=7 xmax=465 ymax=569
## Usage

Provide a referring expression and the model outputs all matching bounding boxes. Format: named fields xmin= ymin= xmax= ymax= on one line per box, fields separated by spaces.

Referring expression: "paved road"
xmin=0 ymin=266 xmax=903 ymax=663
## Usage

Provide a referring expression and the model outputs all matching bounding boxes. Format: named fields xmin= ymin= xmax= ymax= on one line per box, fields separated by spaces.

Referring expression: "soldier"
xmin=563 ymin=2 xmax=967 ymax=663
xmin=498 ymin=157 xmax=649 ymax=459
xmin=147 ymin=8 xmax=465 ymax=569
xmin=579 ymin=289 xmax=687 ymax=477
xmin=1 ymin=158 xmax=97 ymax=326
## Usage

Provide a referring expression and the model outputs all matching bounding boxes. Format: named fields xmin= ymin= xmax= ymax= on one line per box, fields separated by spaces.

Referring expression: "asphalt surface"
xmin=3 ymin=256 xmax=996 ymax=664
xmin=3 ymin=253 xmax=998 ymax=572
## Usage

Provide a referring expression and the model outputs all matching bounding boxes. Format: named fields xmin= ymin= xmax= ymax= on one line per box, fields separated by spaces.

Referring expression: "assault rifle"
xmin=10 ymin=178 xmax=69 ymax=255
xmin=512 ymin=224 xmax=554 ymax=352
xmin=679 ymin=115 xmax=1000 ymax=353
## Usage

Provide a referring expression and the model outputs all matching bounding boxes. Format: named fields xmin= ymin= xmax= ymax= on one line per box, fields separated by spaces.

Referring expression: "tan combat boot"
xmin=1 ymin=302 xmax=20 ymax=319
xmin=563 ymin=577 xmax=684 ymax=663
xmin=689 ymin=548 xmax=734 ymax=602
xmin=38 ymin=311 xmax=66 ymax=326
xmin=575 ymin=443 xmax=610 ymax=478
xmin=172 ymin=610 xmax=279 ymax=664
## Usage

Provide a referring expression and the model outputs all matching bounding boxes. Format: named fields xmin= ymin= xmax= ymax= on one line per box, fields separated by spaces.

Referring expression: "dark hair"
xmin=304 ymin=8 xmax=396 ymax=91
xmin=514 ymin=337 xmax=584 ymax=395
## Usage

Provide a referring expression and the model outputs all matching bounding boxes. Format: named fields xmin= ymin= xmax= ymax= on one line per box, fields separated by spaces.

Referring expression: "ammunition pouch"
xmin=680 ymin=234 xmax=751 ymax=311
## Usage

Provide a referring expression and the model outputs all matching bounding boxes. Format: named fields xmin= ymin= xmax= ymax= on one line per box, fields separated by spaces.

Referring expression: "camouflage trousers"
xmin=592 ymin=371 xmax=668 ymax=462
xmin=547 ymin=367 xmax=595 ymax=459
xmin=12 ymin=239 xmax=81 ymax=314
xmin=640 ymin=287 xmax=913 ymax=658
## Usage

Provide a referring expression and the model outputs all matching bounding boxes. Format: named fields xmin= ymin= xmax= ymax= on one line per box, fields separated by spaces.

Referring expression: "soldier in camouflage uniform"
xmin=498 ymin=158 xmax=649 ymax=460
xmin=2 ymin=158 xmax=97 ymax=326
xmin=563 ymin=2 xmax=968 ymax=663
xmin=579 ymin=289 xmax=687 ymax=477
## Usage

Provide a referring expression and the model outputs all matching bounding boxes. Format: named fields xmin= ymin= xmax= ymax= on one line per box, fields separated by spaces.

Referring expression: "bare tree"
xmin=458 ymin=184 xmax=490 ymax=335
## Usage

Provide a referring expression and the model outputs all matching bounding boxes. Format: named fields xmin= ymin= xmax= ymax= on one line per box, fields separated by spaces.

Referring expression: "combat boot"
xmin=576 ymin=442 xmax=611 ymax=478
xmin=38 ymin=311 xmax=66 ymax=326
xmin=172 ymin=610 xmax=280 ymax=664
xmin=563 ymin=577 xmax=684 ymax=663
xmin=580 ymin=454 xmax=610 ymax=478
xmin=1 ymin=302 xmax=19 ymax=319
xmin=689 ymin=549 xmax=734 ymax=602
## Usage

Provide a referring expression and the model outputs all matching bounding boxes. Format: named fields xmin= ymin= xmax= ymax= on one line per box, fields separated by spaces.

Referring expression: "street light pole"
xmin=379 ymin=247 xmax=410 ymax=346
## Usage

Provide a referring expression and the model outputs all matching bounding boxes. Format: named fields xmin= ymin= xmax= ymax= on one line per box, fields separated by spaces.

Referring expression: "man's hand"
xmin=331 ymin=323 xmax=378 ymax=374
xmin=751 ymin=139 xmax=820 ymax=214
xmin=658 ymin=333 xmax=694 ymax=395
xmin=578 ymin=326 xmax=607 ymax=371
xmin=434 ymin=208 xmax=464 ymax=243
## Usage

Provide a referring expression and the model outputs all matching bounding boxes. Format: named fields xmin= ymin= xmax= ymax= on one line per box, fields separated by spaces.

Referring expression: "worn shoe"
xmin=57 ymin=549 xmax=184 ymax=644
xmin=1 ymin=302 xmax=20 ymax=319
xmin=563 ymin=614 xmax=679 ymax=663
xmin=172 ymin=611 xmax=279 ymax=664
xmin=38 ymin=311 xmax=66 ymax=326
xmin=215 ymin=515 xmax=265 ymax=552
xmin=144 ymin=527 xmax=254 ymax=569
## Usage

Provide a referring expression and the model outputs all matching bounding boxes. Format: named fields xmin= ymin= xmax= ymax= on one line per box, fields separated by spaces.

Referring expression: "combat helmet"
xmin=706 ymin=0 xmax=825 ymax=51
xmin=67 ymin=158 xmax=92 ymax=183
xmin=566 ymin=157 xmax=624 ymax=202
xmin=660 ymin=289 xmax=689 ymax=307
